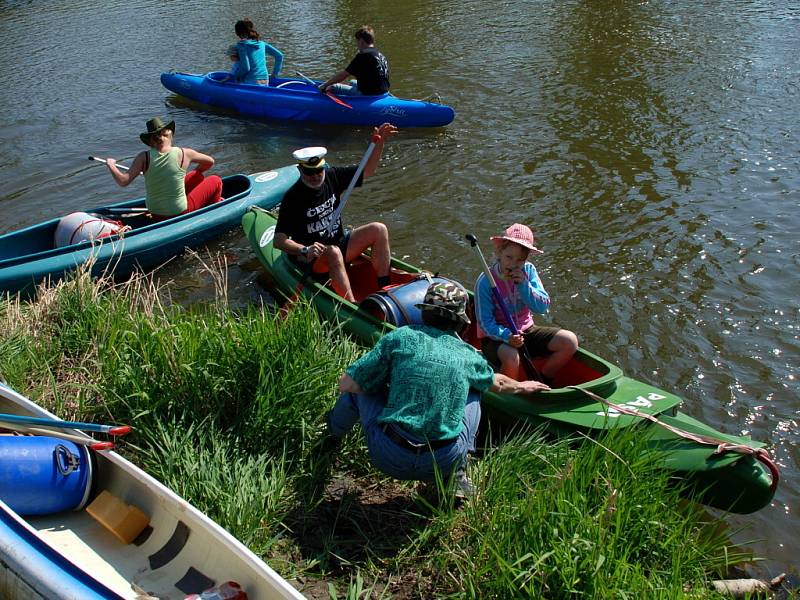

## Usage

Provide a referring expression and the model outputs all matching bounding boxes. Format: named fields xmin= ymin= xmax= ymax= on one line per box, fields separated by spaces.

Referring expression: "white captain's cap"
xmin=292 ymin=146 xmax=327 ymax=170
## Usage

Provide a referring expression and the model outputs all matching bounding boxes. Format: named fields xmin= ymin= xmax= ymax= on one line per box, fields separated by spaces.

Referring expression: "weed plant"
xmin=411 ymin=431 xmax=746 ymax=598
xmin=0 ymin=264 xmax=757 ymax=599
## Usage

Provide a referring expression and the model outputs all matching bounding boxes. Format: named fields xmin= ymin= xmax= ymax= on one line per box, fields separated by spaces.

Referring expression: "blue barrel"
xmin=0 ymin=436 xmax=93 ymax=516
xmin=361 ymin=276 xmax=455 ymax=326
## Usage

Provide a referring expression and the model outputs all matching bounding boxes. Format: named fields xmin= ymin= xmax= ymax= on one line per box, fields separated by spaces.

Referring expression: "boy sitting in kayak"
xmin=318 ymin=25 xmax=390 ymax=96
xmin=273 ymin=123 xmax=397 ymax=302
xmin=474 ymin=223 xmax=579 ymax=384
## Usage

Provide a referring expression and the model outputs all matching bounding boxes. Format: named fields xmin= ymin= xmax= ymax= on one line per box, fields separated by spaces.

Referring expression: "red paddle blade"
xmin=108 ymin=425 xmax=132 ymax=437
xmin=90 ymin=442 xmax=115 ymax=451
xmin=326 ymin=91 xmax=353 ymax=109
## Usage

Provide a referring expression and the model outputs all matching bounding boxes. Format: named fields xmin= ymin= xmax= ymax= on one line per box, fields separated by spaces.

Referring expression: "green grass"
xmin=0 ymin=265 xmax=760 ymax=599
xmin=412 ymin=431 xmax=745 ymax=598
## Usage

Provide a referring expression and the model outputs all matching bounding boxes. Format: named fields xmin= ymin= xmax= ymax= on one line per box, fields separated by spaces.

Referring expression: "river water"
xmin=1 ymin=0 xmax=797 ymax=579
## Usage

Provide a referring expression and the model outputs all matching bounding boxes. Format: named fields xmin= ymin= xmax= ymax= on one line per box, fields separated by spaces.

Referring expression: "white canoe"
xmin=0 ymin=382 xmax=306 ymax=600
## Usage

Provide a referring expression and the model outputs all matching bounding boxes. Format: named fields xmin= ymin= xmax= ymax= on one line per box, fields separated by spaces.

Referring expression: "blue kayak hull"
xmin=0 ymin=167 xmax=299 ymax=297
xmin=161 ymin=71 xmax=455 ymax=128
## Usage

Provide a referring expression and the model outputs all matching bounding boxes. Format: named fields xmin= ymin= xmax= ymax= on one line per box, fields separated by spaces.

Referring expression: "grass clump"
xmin=1 ymin=267 xmax=359 ymax=557
xmin=0 ymin=263 xmax=758 ymax=599
xmin=411 ymin=430 xmax=744 ymax=598
xmin=134 ymin=415 xmax=293 ymax=556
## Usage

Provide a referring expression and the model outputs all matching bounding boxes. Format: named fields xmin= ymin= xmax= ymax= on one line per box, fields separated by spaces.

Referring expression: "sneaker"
xmin=318 ymin=434 xmax=340 ymax=454
xmin=313 ymin=412 xmax=341 ymax=456
xmin=454 ymin=470 xmax=476 ymax=499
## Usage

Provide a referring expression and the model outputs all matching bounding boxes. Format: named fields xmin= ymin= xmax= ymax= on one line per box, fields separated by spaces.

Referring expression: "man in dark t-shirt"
xmin=274 ymin=123 xmax=398 ymax=302
xmin=319 ymin=25 xmax=390 ymax=96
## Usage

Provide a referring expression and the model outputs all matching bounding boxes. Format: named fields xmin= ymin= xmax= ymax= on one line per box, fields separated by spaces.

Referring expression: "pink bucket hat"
xmin=490 ymin=223 xmax=544 ymax=254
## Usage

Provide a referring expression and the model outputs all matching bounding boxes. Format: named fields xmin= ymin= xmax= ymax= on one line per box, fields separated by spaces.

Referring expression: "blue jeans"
xmin=328 ymin=390 xmax=482 ymax=482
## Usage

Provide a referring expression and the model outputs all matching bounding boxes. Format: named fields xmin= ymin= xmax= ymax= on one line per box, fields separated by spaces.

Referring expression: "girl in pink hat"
xmin=474 ymin=223 xmax=579 ymax=383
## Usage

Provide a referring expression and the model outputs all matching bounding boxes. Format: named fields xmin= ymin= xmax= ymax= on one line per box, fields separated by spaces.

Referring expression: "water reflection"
xmin=0 ymin=0 xmax=797 ymax=579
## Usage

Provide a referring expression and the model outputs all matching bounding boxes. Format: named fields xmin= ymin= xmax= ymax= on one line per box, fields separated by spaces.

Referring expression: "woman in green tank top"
xmin=104 ymin=117 xmax=223 ymax=219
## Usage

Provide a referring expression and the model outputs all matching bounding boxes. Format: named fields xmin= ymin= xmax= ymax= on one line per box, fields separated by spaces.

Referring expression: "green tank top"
xmin=144 ymin=147 xmax=187 ymax=216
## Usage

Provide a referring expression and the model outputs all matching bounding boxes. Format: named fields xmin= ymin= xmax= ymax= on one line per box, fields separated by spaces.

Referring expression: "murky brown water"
xmin=1 ymin=0 xmax=797 ymax=578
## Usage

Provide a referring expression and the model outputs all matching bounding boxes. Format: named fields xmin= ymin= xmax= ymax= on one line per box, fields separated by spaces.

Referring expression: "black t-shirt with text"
xmin=345 ymin=48 xmax=390 ymax=95
xmin=275 ymin=166 xmax=363 ymax=246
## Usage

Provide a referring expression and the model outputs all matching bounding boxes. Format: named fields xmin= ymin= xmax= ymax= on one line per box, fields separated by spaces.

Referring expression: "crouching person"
xmin=327 ymin=280 xmax=550 ymax=497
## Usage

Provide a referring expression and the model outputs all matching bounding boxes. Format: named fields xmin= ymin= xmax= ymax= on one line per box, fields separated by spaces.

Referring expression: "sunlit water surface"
xmin=0 ymin=0 xmax=797 ymax=579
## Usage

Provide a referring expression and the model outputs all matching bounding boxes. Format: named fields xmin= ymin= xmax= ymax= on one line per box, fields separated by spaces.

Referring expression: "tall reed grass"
xmin=412 ymin=431 xmax=747 ymax=598
xmin=0 ymin=263 xmax=756 ymax=599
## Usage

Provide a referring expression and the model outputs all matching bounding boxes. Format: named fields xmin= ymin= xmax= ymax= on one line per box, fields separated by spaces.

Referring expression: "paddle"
xmin=0 ymin=421 xmax=115 ymax=451
xmin=94 ymin=207 xmax=149 ymax=215
xmin=89 ymin=156 xmax=129 ymax=171
xmin=325 ymin=134 xmax=381 ymax=237
xmin=465 ymin=233 xmax=545 ymax=383
xmin=0 ymin=412 xmax=131 ymax=436
xmin=295 ymin=70 xmax=353 ymax=109
xmin=86 ymin=157 xmax=149 ymax=214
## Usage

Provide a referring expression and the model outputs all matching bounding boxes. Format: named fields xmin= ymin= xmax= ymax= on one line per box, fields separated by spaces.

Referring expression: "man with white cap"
xmin=274 ymin=123 xmax=397 ymax=301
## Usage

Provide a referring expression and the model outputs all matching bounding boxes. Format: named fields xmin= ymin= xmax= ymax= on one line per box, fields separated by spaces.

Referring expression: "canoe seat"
xmin=221 ymin=174 xmax=251 ymax=199
xmin=346 ymin=257 xmax=378 ymax=302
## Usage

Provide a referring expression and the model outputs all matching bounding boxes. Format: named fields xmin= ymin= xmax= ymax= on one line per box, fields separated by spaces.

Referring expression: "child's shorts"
xmin=481 ymin=325 xmax=561 ymax=368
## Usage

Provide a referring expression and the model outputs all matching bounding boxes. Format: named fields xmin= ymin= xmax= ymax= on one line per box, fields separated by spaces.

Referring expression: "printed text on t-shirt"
xmin=306 ymin=194 xmax=339 ymax=234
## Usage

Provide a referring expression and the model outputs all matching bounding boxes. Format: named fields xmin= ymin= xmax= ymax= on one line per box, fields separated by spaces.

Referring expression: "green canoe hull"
xmin=243 ymin=207 xmax=777 ymax=514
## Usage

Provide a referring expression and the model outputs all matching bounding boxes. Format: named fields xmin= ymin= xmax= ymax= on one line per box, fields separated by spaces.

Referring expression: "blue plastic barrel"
xmin=0 ymin=436 xmax=93 ymax=516
xmin=360 ymin=276 xmax=455 ymax=326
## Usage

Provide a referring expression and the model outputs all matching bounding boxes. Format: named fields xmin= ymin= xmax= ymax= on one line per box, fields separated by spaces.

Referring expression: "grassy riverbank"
xmin=0 ymin=266 xmax=755 ymax=599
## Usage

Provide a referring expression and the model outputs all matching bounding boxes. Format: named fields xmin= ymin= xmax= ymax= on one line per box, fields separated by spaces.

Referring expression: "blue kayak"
xmin=0 ymin=166 xmax=299 ymax=297
xmin=160 ymin=71 xmax=456 ymax=128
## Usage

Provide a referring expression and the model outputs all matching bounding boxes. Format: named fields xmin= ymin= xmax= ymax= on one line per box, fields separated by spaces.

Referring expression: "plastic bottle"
xmin=183 ymin=581 xmax=247 ymax=600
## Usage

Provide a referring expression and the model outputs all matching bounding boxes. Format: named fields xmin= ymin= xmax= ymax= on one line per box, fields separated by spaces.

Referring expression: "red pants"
xmin=183 ymin=170 xmax=223 ymax=212
xmin=152 ymin=171 xmax=223 ymax=222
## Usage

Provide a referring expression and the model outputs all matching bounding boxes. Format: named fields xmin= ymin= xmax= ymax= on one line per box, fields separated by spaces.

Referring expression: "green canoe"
xmin=242 ymin=207 xmax=779 ymax=514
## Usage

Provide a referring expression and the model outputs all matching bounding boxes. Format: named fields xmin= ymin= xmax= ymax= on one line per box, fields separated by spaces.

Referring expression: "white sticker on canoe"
xmin=253 ymin=171 xmax=279 ymax=183
xmin=595 ymin=393 xmax=666 ymax=418
xmin=259 ymin=226 xmax=276 ymax=248
xmin=380 ymin=106 xmax=407 ymax=118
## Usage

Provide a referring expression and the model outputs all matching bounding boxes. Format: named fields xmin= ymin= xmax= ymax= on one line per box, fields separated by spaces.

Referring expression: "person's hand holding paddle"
xmin=361 ymin=122 xmax=397 ymax=179
xmin=508 ymin=334 xmax=525 ymax=348
xmin=102 ymin=154 xmax=145 ymax=187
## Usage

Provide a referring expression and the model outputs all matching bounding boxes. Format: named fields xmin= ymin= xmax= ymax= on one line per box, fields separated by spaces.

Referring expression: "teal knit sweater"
xmin=346 ymin=325 xmax=494 ymax=440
